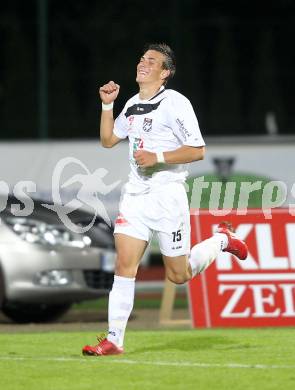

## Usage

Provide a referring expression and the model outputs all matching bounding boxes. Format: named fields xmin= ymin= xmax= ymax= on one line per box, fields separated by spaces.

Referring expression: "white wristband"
xmin=156 ymin=151 xmax=165 ymax=163
xmin=102 ymin=102 xmax=114 ymax=111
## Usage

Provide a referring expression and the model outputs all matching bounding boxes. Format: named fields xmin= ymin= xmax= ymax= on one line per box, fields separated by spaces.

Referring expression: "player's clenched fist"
xmin=99 ymin=81 xmax=120 ymax=104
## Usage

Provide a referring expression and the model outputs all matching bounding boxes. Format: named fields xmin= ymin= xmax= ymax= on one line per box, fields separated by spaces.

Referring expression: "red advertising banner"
xmin=188 ymin=209 xmax=295 ymax=327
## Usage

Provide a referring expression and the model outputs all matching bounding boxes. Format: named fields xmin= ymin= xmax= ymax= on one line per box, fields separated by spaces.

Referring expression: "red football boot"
xmin=82 ymin=335 xmax=124 ymax=356
xmin=216 ymin=221 xmax=248 ymax=260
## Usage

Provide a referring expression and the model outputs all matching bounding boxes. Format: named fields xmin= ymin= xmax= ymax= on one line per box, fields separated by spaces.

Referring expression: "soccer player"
xmin=82 ymin=43 xmax=248 ymax=356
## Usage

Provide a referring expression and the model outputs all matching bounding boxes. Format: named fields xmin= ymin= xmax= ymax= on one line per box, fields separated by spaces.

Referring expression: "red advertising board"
xmin=188 ymin=209 xmax=295 ymax=327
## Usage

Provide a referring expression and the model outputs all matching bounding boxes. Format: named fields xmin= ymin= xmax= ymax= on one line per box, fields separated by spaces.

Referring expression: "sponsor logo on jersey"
xmin=143 ymin=118 xmax=153 ymax=132
xmin=128 ymin=115 xmax=134 ymax=132
xmin=176 ymin=118 xmax=192 ymax=140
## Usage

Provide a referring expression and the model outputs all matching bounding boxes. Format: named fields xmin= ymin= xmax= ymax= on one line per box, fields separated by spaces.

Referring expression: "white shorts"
xmin=114 ymin=182 xmax=190 ymax=257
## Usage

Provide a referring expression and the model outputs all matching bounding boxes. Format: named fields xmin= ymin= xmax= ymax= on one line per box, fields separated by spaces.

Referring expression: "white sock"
xmin=107 ymin=275 xmax=135 ymax=347
xmin=189 ymin=233 xmax=228 ymax=277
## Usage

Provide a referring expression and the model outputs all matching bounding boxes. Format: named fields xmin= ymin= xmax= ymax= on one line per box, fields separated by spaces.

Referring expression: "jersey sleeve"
xmin=170 ymin=94 xmax=205 ymax=147
xmin=113 ymin=107 xmax=128 ymax=139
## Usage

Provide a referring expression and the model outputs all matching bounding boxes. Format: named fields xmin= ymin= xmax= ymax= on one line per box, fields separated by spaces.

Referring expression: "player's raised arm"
xmin=99 ymin=80 xmax=122 ymax=148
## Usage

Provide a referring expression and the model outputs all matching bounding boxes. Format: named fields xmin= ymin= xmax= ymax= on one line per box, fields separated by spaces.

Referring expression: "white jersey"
xmin=113 ymin=87 xmax=205 ymax=194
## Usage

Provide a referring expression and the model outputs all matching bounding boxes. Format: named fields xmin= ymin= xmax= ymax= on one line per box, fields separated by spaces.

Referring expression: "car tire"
xmin=1 ymin=302 xmax=72 ymax=323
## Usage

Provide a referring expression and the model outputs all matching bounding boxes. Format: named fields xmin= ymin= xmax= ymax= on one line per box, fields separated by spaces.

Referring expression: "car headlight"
xmin=4 ymin=217 xmax=92 ymax=248
xmin=34 ymin=270 xmax=73 ymax=286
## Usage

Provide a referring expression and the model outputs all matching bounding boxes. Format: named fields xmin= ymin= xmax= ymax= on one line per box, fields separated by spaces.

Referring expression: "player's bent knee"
xmin=166 ymin=271 xmax=188 ymax=285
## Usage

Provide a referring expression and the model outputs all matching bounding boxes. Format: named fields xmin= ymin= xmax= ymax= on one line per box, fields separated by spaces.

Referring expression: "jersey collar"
xmin=149 ymin=86 xmax=165 ymax=101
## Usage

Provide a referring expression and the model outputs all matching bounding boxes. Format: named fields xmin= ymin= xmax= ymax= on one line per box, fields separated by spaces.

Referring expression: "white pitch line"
xmin=0 ymin=356 xmax=294 ymax=370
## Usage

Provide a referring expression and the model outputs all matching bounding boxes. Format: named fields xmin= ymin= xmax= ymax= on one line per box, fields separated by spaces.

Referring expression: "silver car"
xmin=0 ymin=195 xmax=116 ymax=323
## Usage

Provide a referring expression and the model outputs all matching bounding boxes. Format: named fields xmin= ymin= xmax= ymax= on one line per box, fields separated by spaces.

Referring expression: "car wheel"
xmin=1 ymin=302 xmax=72 ymax=323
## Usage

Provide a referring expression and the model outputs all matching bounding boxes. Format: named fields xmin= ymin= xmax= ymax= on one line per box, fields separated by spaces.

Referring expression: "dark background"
xmin=0 ymin=0 xmax=294 ymax=139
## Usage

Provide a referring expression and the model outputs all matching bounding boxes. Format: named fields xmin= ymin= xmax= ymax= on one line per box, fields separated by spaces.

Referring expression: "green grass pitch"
xmin=1 ymin=328 xmax=295 ymax=390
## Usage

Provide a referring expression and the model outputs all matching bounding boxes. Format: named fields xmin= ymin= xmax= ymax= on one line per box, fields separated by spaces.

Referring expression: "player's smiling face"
xmin=136 ymin=50 xmax=169 ymax=85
